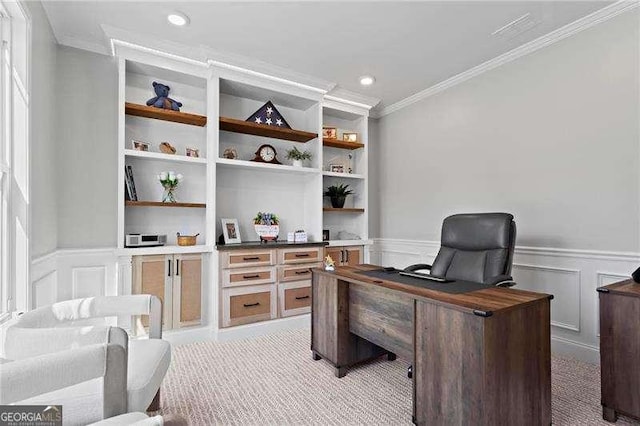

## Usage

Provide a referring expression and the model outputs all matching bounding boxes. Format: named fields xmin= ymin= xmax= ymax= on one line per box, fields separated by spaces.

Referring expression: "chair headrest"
xmin=441 ymin=213 xmax=514 ymax=250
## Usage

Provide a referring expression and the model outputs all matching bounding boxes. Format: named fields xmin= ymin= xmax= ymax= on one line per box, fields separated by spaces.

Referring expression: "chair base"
xmin=147 ymin=390 xmax=160 ymax=412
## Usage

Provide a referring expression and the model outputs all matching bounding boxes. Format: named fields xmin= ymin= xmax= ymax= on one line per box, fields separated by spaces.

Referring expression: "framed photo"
xmin=329 ymin=164 xmax=345 ymax=173
xmin=343 ymin=132 xmax=358 ymax=143
xmin=221 ymin=218 xmax=241 ymax=244
xmin=186 ymin=147 xmax=199 ymax=158
xmin=322 ymin=229 xmax=330 ymax=241
xmin=322 ymin=127 xmax=337 ymax=139
xmin=131 ymin=140 xmax=149 ymax=151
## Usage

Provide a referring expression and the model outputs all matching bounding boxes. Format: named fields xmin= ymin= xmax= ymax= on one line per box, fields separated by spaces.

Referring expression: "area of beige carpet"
xmin=158 ymin=328 xmax=637 ymax=425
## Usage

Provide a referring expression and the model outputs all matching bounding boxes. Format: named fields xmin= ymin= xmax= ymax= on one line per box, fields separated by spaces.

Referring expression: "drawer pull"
xmin=242 ymin=274 xmax=261 ymax=279
xmin=243 ymin=302 xmax=260 ymax=307
xmin=243 ymin=256 xmax=260 ymax=261
xmin=295 ymin=295 xmax=310 ymax=300
xmin=295 ymin=253 xmax=310 ymax=257
xmin=294 ymin=270 xmax=310 ymax=275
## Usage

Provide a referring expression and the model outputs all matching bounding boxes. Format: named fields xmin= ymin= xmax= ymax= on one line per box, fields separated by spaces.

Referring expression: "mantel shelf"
xmin=323 ymin=138 xmax=365 ymax=150
xmin=323 ymin=207 xmax=365 ymax=213
xmin=125 ymin=201 xmax=206 ymax=208
xmin=219 ymin=117 xmax=317 ymax=143
xmin=125 ymin=103 xmax=207 ymax=127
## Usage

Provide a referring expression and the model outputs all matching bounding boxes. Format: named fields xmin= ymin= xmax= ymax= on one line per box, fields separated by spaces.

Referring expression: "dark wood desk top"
xmin=314 ymin=264 xmax=552 ymax=315
xmin=598 ymin=278 xmax=639 ymax=297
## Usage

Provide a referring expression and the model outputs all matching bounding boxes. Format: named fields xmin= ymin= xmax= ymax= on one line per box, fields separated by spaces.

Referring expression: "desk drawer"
xmin=279 ymin=263 xmax=322 ymax=282
xmin=279 ymin=281 xmax=312 ymax=317
xmin=222 ymin=250 xmax=275 ymax=269
xmin=222 ymin=266 xmax=275 ymax=288
xmin=222 ymin=284 xmax=277 ymax=327
xmin=278 ymin=247 xmax=322 ymax=265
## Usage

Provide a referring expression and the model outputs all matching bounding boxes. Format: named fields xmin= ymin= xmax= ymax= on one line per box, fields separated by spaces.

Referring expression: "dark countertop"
xmin=216 ymin=240 xmax=329 ymax=251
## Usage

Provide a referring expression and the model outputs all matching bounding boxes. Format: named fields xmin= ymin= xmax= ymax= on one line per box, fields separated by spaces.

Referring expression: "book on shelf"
xmin=125 ymin=165 xmax=138 ymax=201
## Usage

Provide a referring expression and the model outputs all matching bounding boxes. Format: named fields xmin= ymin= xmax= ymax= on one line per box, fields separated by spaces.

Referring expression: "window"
xmin=0 ymin=1 xmax=30 ymax=319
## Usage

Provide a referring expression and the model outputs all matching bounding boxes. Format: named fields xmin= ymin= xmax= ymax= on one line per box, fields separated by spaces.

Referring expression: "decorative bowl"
xmin=177 ymin=232 xmax=199 ymax=246
xmin=255 ymin=225 xmax=279 ymax=242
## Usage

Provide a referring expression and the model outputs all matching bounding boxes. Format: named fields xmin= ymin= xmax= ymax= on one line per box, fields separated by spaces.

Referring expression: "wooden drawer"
xmin=279 ymin=281 xmax=312 ymax=317
xmin=221 ymin=250 xmax=275 ymax=269
xmin=278 ymin=247 xmax=322 ymax=265
xmin=278 ymin=263 xmax=322 ymax=282
xmin=222 ymin=284 xmax=277 ymax=327
xmin=222 ymin=266 xmax=276 ymax=288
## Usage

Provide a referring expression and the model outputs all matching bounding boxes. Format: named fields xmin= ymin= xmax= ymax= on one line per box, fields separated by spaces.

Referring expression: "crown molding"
xmin=325 ymin=87 xmax=380 ymax=110
xmin=376 ymin=0 xmax=639 ymax=118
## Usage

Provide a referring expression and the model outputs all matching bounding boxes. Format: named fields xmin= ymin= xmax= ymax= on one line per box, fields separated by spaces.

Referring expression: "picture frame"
xmin=186 ymin=147 xmax=199 ymax=158
xmin=329 ymin=164 xmax=345 ymax=173
xmin=322 ymin=127 xmax=337 ymax=139
xmin=322 ymin=229 xmax=330 ymax=241
xmin=131 ymin=140 xmax=149 ymax=151
xmin=342 ymin=132 xmax=358 ymax=143
xmin=221 ymin=218 xmax=241 ymax=244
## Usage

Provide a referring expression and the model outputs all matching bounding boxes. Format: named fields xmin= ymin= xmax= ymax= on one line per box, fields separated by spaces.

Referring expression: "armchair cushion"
xmin=127 ymin=339 xmax=171 ymax=412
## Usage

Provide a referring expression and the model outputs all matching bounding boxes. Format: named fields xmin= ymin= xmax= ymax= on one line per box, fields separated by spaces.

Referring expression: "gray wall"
xmin=376 ymin=11 xmax=640 ymax=252
xmin=56 ymin=46 xmax=118 ymax=248
xmin=28 ymin=1 xmax=58 ymax=258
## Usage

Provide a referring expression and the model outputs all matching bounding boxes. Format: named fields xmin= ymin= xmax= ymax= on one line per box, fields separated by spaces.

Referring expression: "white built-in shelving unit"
xmin=114 ymin=42 xmax=373 ymax=337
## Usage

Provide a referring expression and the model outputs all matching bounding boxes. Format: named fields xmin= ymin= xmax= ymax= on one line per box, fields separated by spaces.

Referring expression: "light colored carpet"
xmin=158 ymin=328 xmax=638 ymax=425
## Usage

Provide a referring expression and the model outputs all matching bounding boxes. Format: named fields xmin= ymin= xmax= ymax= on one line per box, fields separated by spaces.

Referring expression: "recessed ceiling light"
xmin=359 ymin=75 xmax=375 ymax=86
xmin=167 ymin=12 xmax=189 ymax=27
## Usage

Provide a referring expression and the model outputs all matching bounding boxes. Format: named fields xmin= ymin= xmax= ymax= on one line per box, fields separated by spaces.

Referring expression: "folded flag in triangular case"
xmin=246 ymin=101 xmax=291 ymax=129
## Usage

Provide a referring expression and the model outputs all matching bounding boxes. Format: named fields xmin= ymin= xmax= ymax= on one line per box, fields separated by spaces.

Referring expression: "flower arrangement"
xmin=286 ymin=147 xmax=312 ymax=167
xmin=254 ymin=212 xmax=279 ymax=242
xmin=157 ymin=171 xmax=183 ymax=203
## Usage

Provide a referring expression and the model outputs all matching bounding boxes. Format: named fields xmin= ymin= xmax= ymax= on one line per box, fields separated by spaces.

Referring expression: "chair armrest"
xmin=487 ymin=275 xmax=517 ymax=287
xmin=0 ymin=343 xmax=127 ymax=418
xmin=403 ymin=264 xmax=433 ymax=273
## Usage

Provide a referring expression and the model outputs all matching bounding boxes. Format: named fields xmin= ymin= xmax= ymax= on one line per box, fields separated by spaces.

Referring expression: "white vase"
xmin=292 ymin=159 xmax=302 ymax=167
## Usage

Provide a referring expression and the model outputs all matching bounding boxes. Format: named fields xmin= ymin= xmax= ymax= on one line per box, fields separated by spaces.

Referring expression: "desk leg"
xmin=334 ymin=366 xmax=348 ymax=378
xmin=312 ymin=351 xmax=321 ymax=361
xmin=387 ymin=352 xmax=397 ymax=361
xmin=603 ymin=406 xmax=618 ymax=423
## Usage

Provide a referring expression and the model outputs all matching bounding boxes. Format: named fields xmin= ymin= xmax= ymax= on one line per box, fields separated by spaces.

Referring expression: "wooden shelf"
xmin=125 ymin=103 xmax=207 ymax=127
xmin=216 ymin=158 xmax=321 ymax=175
xmin=220 ymin=117 xmax=317 ymax=143
xmin=125 ymin=149 xmax=207 ymax=164
xmin=323 ymin=138 xmax=364 ymax=150
xmin=323 ymin=207 xmax=365 ymax=213
xmin=125 ymin=201 xmax=206 ymax=208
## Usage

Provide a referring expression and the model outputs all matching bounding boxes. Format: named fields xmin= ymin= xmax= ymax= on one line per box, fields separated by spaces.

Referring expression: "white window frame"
xmin=0 ymin=0 xmax=30 ymax=321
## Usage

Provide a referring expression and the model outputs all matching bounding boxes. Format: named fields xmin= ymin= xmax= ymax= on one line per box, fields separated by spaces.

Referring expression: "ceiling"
xmin=42 ymin=1 xmax=611 ymax=111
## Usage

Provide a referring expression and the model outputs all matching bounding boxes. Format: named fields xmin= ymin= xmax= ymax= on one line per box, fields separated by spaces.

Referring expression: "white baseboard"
xmin=163 ymin=325 xmax=215 ymax=346
xmin=214 ymin=314 xmax=310 ymax=342
xmin=552 ymin=336 xmax=600 ymax=364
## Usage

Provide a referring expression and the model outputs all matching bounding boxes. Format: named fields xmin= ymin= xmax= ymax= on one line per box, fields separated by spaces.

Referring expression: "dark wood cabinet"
xmin=598 ymin=279 xmax=640 ymax=422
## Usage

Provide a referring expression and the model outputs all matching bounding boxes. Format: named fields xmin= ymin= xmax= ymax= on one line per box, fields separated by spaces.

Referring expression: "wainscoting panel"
xmin=371 ymin=238 xmax=640 ymax=363
xmin=31 ymin=252 xmax=57 ymax=309
xmin=512 ymin=264 xmax=581 ymax=332
xmin=72 ymin=266 xmax=107 ymax=298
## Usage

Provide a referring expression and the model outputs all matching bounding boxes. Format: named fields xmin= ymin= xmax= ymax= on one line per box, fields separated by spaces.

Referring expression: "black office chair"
xmin=405 ymin=212 xmax=517 ymax=378
xmin=405 ymin=212 xmax=517 ymax=287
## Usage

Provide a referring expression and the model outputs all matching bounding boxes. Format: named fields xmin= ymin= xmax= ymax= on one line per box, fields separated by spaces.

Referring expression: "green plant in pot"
xmin=286 ymin=147 xmax=312 ymax=167
xmin=324 ymin=184 xmax=354 ymax=209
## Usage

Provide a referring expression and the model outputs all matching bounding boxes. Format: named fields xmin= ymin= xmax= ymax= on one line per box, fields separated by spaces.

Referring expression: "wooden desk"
xmin=598 ymin=279 xmax=640 ymax=422
xmin=311 ymin=265 xmax=552 ymax=425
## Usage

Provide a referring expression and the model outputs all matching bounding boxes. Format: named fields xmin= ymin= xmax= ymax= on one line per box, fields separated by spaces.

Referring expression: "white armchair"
xmin=0 ymin=343 xmax=128 ymax=424
xmin=3 ymin=295 xmax=171 ymax=416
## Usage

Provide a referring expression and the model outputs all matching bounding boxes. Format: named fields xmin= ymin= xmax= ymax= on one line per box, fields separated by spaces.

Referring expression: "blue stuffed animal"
xmin=146 ymin=81 xmax=182 ymax=111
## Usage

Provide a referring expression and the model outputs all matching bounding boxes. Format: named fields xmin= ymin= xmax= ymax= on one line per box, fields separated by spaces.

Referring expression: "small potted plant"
xmin=286 ymin=147 xmax=312 ymax=167
xmin=157 ymin=171 xmax=183 ymax=203
xmin=254 ymin=212 xmax=280 ymax=242
xmin=324 ymin=184 xmax=354 ymax=209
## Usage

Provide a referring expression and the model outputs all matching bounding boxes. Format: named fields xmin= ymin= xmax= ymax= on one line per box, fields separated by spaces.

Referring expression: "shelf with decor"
xmin=125 ymin=201 xmax=206 ymax=208
xmin=322 ymin=138 xmax=364 ymax=150
xmin=220 ymin=117 xmax=317 ymax=143
xmin=322 ymin=171 xmax=364 ymax=179
xmin=125 ymin=102 xmax=207 ymax=127
xmin=323 ymin=207 xmax=365 ymax=213
xmin=124 ymin=149 xmax=207 ymax=164
xmin=216 ymin=158 xmax=321 ymax=175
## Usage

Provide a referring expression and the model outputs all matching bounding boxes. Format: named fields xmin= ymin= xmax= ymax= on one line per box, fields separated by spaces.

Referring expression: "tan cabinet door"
xmin=344 ymin=246 xmax=363 ymax=266
xmin=173 ymin=254 xmax=202 ymax=328
xmin=324 ymin=246 xmax=344 ymax=266
xmin=133 ymin=254 xmax=172 ymax=332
